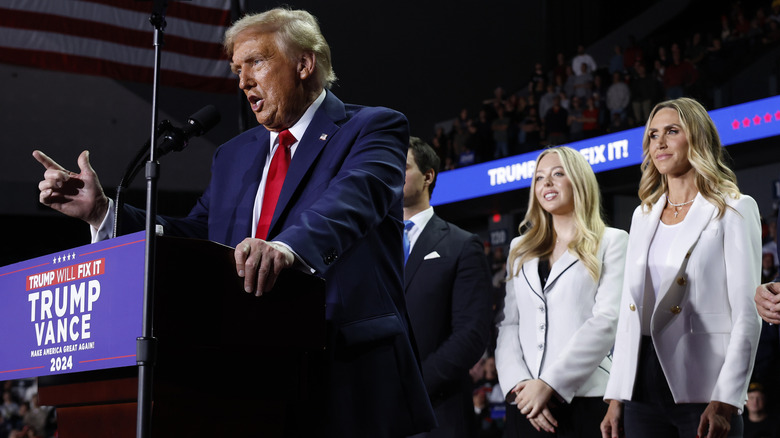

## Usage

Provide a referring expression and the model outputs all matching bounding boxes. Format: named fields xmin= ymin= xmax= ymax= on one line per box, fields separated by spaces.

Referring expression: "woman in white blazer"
xmin=496 ymin=146 xmax=628 ymax=437
xmin=600 ymin=98 xmax=762 ymax=438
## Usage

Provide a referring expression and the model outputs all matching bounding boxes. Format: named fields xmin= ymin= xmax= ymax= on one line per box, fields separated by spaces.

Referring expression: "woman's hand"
xmin=600 ymin=399 xmax=623 ymax=438
xmin=697 ymin=401 xmax=737 ymax=438
xmin=514 ymin=379 xmax=558 ymax=433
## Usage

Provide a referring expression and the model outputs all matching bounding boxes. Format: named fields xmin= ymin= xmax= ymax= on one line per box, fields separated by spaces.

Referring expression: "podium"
xmin=1 ymin=233 xmax=326 ymax=437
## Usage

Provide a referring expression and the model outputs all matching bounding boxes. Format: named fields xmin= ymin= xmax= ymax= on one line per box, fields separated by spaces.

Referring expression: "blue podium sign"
xmin=0 ymin=232 xmax=145 ymax=380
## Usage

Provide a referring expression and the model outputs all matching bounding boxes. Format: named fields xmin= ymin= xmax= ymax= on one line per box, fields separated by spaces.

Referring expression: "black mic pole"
xmin=137 ymin=1 xmax=167 ymax=437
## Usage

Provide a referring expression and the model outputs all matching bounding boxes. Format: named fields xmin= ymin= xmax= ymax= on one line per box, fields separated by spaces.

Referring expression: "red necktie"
xmin=255 ymin=129 xmax=296 ymax=240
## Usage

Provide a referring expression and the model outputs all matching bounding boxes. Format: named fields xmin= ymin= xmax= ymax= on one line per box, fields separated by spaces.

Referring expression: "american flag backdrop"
xmin=0 ymin=0 xmax=242 ymax=93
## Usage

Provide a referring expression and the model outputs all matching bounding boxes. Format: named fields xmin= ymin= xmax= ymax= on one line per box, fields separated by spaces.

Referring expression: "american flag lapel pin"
xmin=319 ymin=133 xmax=328 ymax=141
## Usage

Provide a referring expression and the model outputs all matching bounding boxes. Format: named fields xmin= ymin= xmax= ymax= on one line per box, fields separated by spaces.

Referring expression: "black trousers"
xmin=503 ymin=396 xmax=607 ymax=438
xmin=624 ymin=336 xmax=743 ymax=438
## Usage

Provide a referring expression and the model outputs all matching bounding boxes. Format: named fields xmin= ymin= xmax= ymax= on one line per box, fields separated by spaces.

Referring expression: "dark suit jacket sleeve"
xmin=422 ymin=232 xmax=492 ymax=396
xmin=273 ymin=108 xmax=408 ymax=274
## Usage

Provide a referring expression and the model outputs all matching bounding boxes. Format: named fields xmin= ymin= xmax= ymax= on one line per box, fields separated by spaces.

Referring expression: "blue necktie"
xmin=403 ymin=220 xmax=414 ymax=265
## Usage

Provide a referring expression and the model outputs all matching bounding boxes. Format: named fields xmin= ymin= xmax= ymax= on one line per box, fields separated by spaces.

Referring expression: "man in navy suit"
xmin=403 ymin=137 xmax=493 ymax=438
xmin=756 ymin=214 xmax=780 ymax=323
xmin=34 ymin=8 xmax=435 ymax=437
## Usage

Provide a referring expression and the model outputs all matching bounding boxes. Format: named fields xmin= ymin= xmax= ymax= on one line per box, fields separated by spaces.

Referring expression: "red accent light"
xmin=492 ymin=214 xmax=501 ymax=223
xmin=754 ymin=115 xmax=762 ymax=125
xmin=776 ymin=111 xmax=780 ymax=120
xmin=743 ymin=118 xmax=751 ymax=127
xmin=765 ymin=113 xmax=772 ymax=123
xmin=732 ymin=120 xmax=740 ymax=129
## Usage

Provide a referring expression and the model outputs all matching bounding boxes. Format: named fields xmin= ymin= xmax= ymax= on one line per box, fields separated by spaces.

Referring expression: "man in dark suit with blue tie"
xmin=33 ymin=7 xmax=435 ymax=437
xmin=756 ymin=214 xmax=780 ymax=322
xmin=403 ymin=137 xmax=493 ymax=438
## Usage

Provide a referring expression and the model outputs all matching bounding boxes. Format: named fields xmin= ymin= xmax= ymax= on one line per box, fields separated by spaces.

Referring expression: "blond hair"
xmin=507 ymin=146 xmax=605 ymax=282
xmin=638 ymin=98 xmax=739 ymax=216
xmin=224 ymin=8 xmax=337 ymax=89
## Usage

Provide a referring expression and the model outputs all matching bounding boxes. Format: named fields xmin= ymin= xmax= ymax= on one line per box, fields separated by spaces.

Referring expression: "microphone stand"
xmin=137 ymin=1 xmax=167 ymax=437
xmin=113 ymin=120 xmax=172 ymax=239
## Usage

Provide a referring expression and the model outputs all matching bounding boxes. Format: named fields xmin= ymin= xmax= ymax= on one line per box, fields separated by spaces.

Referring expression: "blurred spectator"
xmin=455 ymin=108 xmax=471 ymax=132
xmin=764 ymin=216 xmax=778 ymax=267
xmin=550 ymin=52 xmax=568 ymax=85
xmin=685 ymin=32 xmax=707 ymax=65
xmin=606 ymin=71 xmax=631 ymax=122
xmin=472 ymin=386 xmax=502 ymax=438
xmin=624 ymin=36 xmax=644 ymax=72
xmin=572 ymin=62 xmax=594 ymax=99
xmin=734 ymin=10 xmax=752 ymax=40
xmin=432 ymin=126 xmax=451 ymax=167
xmin=743 ymin=383 xmax=778 ymax=438
xmin=0 ymin=411 xmax=11 ymax=438
xmin=473 ymin=109 xmax=495 ymax=163
xmin=721 ymin=14 xmax=734 ymax=43
xmin=582 ymin=96 xmax=601 ymax=138
xmin=518 ymin=106 xmax=541 ymax=150
xmin=656 ymin=44 xmax=670 ymax=67
xmin=703 ymin=37 xmax=727 ymax=85
xmin=663 ymin=45 xmax=698 ymax=99
xmin=762 ymin=252 xmax=778 ymax=284
xmin=568 ymin=96 xmax=586 ymax=141
xmin=770 ymin=0 xmax=780 ymax=24
xmin=491 ymin=107 xmax=511 ymax=159
xmin=543 ymin=95 xmax=569 ymax=145
xmin=609 ymin=44 xmax=625 ymax=75
xmin=530 ymin=63 xmax=547 ymax=92
xmin=483 ymin=87 xmax=506 ymax=120
xmin=538 ymin=83 xmax=557 ymax=123
xmin=652 ymin=58 xmax=666 ymax=88
xmin=630 ymin=62 xmax=657 ymax=125
xmin=0 ymin=394 xmax=18 ymax=425
xmin=762 ymin=19 xmax=780 ymax=45
xmin=562 ymin=64 xmax=577 ymax=98
xmin=571 ymin=44 xmax=598 ymax=76
xmin=592 ymin=74 xmax=610 ymax=128
xmin=451 ymin=116 xmax=471 ymax=159
xmin=607 ymin=111 xmax=631 ymax=133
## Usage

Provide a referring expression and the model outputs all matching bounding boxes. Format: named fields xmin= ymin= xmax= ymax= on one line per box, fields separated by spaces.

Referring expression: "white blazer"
xmin=604 ymin=193 xmax=762 ymax=409
xmin=496 ymin=227 xmax=628 ymax=403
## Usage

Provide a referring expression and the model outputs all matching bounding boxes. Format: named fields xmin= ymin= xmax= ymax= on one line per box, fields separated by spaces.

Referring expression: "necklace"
xmin=667 ymin=195 xmax=695 ymax=218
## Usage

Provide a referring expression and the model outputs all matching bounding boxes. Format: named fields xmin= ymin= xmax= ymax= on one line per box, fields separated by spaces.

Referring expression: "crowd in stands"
xmin=0 ymin=380 xmax=55 ymax=438
xmin=429 ymin=0 xmax=780 ymax=171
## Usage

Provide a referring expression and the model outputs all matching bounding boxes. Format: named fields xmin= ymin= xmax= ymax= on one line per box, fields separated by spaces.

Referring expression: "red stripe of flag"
xmin=0 ymin=46 xmax=236 ymax=93
xmin=0 ymin=7 xmax=228 ymax=60
xmin=81 ymin=0 xmax=234 ymax=26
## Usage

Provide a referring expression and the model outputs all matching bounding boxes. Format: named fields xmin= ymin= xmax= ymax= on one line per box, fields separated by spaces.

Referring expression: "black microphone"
xmin=157 ymin=104 xmax=221 ymax=155
xmin=112 ymin=104 xmax=221 ymax=238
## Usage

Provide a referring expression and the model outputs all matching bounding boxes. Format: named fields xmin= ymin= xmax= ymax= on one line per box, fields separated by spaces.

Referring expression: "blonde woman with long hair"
xmin=496 ymin=146 xmax=628 ymax=437
xmin=601 ymin=98 xmax=762 ymax=438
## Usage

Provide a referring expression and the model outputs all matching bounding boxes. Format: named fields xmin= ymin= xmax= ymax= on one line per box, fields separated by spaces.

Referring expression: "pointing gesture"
xmin=33 ymin=150 xmax=109 ymax=229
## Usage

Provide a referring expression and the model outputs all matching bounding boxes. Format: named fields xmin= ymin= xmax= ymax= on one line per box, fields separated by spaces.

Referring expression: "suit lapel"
xmin=404 ymin=215 xmax=448 ymax=290
xmin=268 ymin=92 xmax=345 ymax=238
xmin=520 ymin=258 xmax=544 ymax=302
xmin=628 ymin=197 xmax=665 ymax=308
xmin=233 ymin=128 xmax=271 ymax=244
xmin=544 ymin=251 xmax=578 ymax=292
xmin=652 ymin=193 xmax=716 ymax=332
